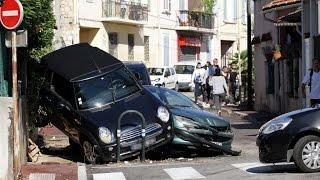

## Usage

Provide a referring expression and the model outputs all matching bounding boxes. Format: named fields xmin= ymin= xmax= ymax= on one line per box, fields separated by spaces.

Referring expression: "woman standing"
xmin=192 ymin=62 xmax=205 ymax=104
xmin=209 ymin=68 xmax=229 ymax=116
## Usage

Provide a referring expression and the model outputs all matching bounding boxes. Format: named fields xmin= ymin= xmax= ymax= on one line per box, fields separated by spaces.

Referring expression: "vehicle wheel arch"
xmin=287 ymin=130 xmax=320 ymax=162
xmin=78 ymin=128 xmax=104 ymax=162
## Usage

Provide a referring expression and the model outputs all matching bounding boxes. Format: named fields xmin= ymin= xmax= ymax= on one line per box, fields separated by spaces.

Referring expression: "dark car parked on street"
xmin=145 ymin=86 xmax=240 ymax=155
xmin=38 ymin=44 xmax=173 ymax=164
xmin=123 ymin=61 xmax=151 ymax=85
xmin=257 ymin=106 xmax=320 ymax=172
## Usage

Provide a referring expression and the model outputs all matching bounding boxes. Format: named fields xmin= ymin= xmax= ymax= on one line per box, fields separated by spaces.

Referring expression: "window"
xmin=128 ymin=34 xmax=134 ymax=60
xmin=144 ymin=36 xmax=150 ymax=62
xmin=170 ymin=68 xmax=175 ymax=75
xmin=164 ymin=68 xmax=170 ymax=77
xmin=179 ymin=0 xmax=185 ymax=10
xmin=266 ymin=61 xmax=275 ymax=94
xmin=224 ymin=0 xmax=237 ymax=23
xmin=74 ymin=67 xmax=139 ymax=109
xmin=242 ymin=0 xmax=247 ymax=24
xmin=163 ymin=0 xmax=171 ymax=12
xmin=51 ymin=73 xmax=76 ymax=106
xmin=109 ymin=33 xmax=118 ymax=58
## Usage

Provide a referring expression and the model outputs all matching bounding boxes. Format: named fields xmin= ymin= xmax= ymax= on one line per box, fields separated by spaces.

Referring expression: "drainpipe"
xmin=300 ymin=0 xmax=305 ymax=108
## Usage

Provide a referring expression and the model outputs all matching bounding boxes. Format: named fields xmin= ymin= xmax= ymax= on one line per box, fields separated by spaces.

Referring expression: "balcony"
xmin=102 ymin=0 xmax=148 ymax=26
xmin=177 ymin=10 xmax=215 ymax=33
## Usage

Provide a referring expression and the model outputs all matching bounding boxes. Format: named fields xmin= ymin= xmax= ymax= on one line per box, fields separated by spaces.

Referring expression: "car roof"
xmin=42 ymin=43 xmax=122 ymax=81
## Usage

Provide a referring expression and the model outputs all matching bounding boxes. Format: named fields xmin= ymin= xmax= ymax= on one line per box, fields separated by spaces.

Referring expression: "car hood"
xmin=170 ymin=107 xmax=230 ymax=127
xmin=276 ymin=107 xmax=319 ymax=119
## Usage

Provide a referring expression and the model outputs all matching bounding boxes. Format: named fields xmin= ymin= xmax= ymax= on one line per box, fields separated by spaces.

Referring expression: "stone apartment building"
xmin=52 ymin=0 xmax=248 ymax=67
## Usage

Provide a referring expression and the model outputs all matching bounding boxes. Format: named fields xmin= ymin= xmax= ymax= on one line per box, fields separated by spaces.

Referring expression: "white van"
xmin=148 ymin=66 xmax=179 ymax=90
xmin=174 ymin=63 xmax=197 ymax=91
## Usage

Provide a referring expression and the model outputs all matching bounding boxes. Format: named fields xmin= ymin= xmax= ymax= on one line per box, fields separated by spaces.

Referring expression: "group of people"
xmin=192 ymin=59 xmax=238 ymax=116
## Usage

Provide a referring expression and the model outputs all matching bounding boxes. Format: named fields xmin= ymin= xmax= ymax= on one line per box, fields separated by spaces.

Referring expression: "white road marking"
xmin=29 ymin=173 xmax=55 ymax=180
xmin=78 ymin=163 xmax=87 ymax=180
xmin=2 ymin=10 xmax=18 ymax=17
xmin=164 ymin=167 xmax=205 ymax=180
xmin=93 ymin=172 xmax=126 ymax=180
xmin=231 ymin=162 xmax=292 ymax=175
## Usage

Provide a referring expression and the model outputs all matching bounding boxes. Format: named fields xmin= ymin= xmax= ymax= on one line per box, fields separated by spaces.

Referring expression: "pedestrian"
xmin=229 ymin=68 xmax=238 ymax=104
xmin=192 ymin=62 xmax=206 ymax=104
xmin=302 ymin=57 xmax=320 ymax=107
xmin=204 ymin=60 xmax=216 ymax=106
xmin=209 ymin=68 xmax=229 ymax=116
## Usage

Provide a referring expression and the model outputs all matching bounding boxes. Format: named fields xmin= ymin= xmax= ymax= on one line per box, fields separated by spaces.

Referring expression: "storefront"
xmin=177 ymin=35 xmax=201 ymax=61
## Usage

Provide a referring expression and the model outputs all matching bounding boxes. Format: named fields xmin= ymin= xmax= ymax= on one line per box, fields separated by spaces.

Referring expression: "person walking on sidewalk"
xmin=204 ymin=61 xmax=215 ymax=104
xmin=209 ymin=68 xmax=229 ymax=116
xmin=192 ymin=62 xmax=206 ymax=104
xmin=302 ymin=57 xmax=320 ymax=107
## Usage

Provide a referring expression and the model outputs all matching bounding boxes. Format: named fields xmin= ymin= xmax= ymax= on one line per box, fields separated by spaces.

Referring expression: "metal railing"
xmin=103 ymin=0 xmax=148 ymax=22
xmin=178 ymin=10 xmax=214 ymax=29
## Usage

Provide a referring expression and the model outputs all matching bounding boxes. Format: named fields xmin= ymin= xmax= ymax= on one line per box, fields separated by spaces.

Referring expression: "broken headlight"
xmin=174 ymin=115 xmax=198 ymax=129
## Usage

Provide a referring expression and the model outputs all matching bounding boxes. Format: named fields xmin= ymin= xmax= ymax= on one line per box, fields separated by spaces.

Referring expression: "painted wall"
xmin=253 ymin=0 xmax=279 ymax=112
xmin=0 ymin=98 xmax=13 ymax=180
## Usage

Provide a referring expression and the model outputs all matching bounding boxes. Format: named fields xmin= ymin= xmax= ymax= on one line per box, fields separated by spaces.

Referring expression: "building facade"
xmin=52 ymin=0 xmax=248 ymax=68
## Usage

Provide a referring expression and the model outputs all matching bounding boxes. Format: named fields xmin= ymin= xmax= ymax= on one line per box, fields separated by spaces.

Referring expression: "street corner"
xmin=19 ymin=163 xmax=78 ymax=180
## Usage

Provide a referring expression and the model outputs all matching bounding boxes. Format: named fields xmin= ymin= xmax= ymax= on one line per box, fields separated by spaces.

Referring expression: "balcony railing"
xmin=178 ymin=10 xmax=214 ymax=29
xmin=102 ymin=0 xmax=148 ymax=22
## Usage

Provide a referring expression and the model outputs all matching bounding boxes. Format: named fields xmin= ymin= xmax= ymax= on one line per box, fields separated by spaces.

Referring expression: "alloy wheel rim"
xmin=83 ymin=141 xmax=96 ymax=163
xmin=302 ymin=141 xmax=320 ymax=169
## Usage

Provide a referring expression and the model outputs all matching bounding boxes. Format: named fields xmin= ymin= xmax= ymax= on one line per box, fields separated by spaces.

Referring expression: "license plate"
xmin=131 ymin=138 xmax=156 ymax=151
xmin=211 ymin=141 xmax=222 ymax=146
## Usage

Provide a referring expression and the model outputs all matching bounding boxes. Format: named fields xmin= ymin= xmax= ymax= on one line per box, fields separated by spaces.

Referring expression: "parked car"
xmin=145 ymin=86 xmax=240 ymax=155
xmin=257 ymin=106 xmax=320 ymax=172
xmin=123 ymin=61 xmax=151 ymax=85
xmin=38 ymin=44 xmax=173 ymax=164
xmin=148 ymin=66 xmax=179 ymax=90
xmin=174 ymin=63 xmax=196 ymax=91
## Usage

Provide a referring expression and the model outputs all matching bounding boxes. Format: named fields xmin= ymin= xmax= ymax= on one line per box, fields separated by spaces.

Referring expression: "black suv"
xmin=38 ymin=44 xmax=173 ymax=163
xmin=123 ymin=61 xmax=151 ymax=85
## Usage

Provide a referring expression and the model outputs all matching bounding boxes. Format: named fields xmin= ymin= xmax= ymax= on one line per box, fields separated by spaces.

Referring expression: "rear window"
xmin=174 ymin=65 xmax=195 ymax=74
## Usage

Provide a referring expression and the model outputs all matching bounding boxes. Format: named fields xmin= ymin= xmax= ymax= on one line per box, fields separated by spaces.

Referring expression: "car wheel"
xmin=293 ymin=135 xmax=320 ymax=173
xmin=175 ymin=83 xmax=179 ymax=91
xmin=82 ymin=140 xmax=100 ymax=164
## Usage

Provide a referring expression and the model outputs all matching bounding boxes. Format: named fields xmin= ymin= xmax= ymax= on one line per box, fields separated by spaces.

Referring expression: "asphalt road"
xmin=78 ymin=92 xmax=320 ymax=180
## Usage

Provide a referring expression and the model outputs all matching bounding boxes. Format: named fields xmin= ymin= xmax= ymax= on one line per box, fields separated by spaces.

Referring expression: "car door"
xmin=51 ymin=73 xmax=80 ymax=142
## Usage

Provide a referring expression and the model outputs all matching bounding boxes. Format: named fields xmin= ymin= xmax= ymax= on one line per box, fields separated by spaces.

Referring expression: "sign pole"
xmin=11 ymin=30 xmax=19 ymax=178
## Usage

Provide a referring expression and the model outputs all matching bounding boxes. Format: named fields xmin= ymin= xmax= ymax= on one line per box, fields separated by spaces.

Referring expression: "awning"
xmin=274 ymin=8 xmax=301 ymax=27
xmin=251 ymin=36 xmax=261 ymax=45
xmin=262 ymin=0 xmax=301 ymax=13
xmin=178 ymin=36 xmax=201 ymax=47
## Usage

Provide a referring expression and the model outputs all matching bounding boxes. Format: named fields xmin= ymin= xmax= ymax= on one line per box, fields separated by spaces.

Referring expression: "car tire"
xmin=293 ymin=135 xmax=320 ymax=173
xmin=175 ymin=83 xmax=179 ymax=91
xmin=82 ymin=139 xmax=100 ymax=164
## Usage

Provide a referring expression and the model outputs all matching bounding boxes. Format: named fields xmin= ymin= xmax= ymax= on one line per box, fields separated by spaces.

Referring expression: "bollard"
xmin=117 ymin=110 xmax=146 ymax=163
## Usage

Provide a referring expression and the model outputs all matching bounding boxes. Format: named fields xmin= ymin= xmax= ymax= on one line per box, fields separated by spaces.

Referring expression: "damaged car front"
xmin=145 ymin=86 xmax=240 ymax=155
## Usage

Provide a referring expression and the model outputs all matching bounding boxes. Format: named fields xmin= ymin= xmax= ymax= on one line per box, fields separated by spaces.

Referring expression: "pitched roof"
xmin=42 ymin=43 xmax=122 ymax=82
xmin=262 ymin=0 xmax=301 ymax=11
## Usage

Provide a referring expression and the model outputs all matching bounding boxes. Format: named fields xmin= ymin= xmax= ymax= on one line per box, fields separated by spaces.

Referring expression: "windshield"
xmin=75 ymin=66 xmax=140 ymax=109
xmin=148 ymin=87 xmax=200 ymax=109
xmin=148 ymin=68 xmax=164 ymax=76
xmin=174 ymin=65 xmax=195 ymax=74
xmin=127 ymin=65 xmax=150 ymax=85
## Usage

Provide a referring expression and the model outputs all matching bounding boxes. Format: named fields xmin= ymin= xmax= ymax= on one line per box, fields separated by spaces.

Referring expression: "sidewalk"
xmin=20 ymin=163 xmax=78 ymax=180
xmin=221 ymin=105 xmax=278 ymax=125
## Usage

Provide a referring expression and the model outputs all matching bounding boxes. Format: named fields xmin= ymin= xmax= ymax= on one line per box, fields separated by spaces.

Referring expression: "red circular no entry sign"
xmin=0 ymin=0 xmax=23 ymax=30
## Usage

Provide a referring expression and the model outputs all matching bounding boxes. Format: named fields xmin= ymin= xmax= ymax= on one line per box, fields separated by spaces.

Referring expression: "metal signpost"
xmin=0 ymin=0 xmax=24 ymax=177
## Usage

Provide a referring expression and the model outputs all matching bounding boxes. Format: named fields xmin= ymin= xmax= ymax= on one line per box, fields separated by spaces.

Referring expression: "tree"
xmin=19 ymin=0 xmax=55 ymax=130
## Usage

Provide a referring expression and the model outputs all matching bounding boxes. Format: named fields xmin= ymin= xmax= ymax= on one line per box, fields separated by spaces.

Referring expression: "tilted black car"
xmin=257 ymin=106 xmax=320 ymax=172
xmin=38 ymin=44 xmax=173 ymax=163
xmin=146 ymin=86 xmax=240 ymax=156
xmin=123 ymin=61 xmax=151 ymax=85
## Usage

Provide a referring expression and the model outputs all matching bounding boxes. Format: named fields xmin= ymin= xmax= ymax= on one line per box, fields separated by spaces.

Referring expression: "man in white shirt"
xmin=302 ymin=58 xmax=320 ymax=107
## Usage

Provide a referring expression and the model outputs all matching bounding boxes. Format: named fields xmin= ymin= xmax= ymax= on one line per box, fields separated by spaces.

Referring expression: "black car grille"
xmin=120 ymin=123 xmax=162 ymax=142
xmin=199 ymin=125 xmax=232 ymax=143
